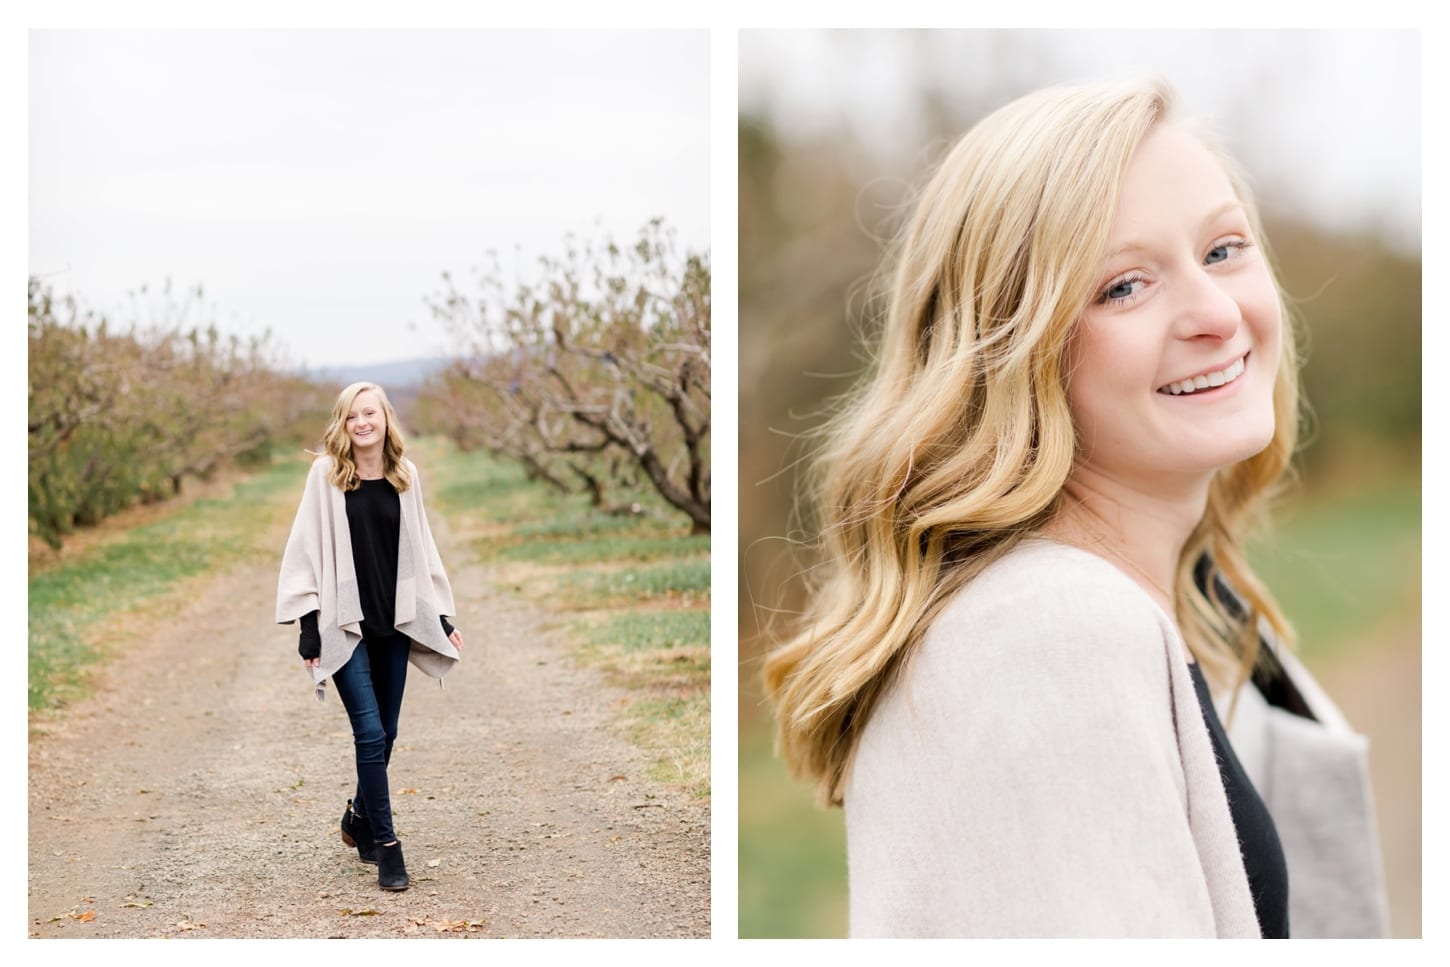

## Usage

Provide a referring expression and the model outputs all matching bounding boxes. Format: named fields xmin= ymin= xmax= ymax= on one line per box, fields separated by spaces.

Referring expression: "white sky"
xmin=740 ymin=29 xmax=1422 ymax=255
xmin=29 ymin=29 xmax=709 ymax=369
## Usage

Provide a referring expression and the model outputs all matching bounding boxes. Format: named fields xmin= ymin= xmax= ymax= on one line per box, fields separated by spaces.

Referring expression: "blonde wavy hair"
xmin=762 ymin=78 xmax=1302 ymax=807
xmin=320 ymin=381 xmax=412 ymax=493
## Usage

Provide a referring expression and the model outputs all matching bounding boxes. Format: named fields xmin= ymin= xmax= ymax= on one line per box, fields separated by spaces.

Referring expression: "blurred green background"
xmin=737 ymin=30 xmax=1421 ymax=939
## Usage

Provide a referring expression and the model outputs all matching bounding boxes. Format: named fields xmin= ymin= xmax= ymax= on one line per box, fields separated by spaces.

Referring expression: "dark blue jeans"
xmin=331 ymin=632 xmax=411 ymax=846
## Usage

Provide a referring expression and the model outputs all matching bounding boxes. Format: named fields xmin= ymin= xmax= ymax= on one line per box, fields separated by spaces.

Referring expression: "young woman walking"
xmin=277 ymin=381 xmax=464 ymax=891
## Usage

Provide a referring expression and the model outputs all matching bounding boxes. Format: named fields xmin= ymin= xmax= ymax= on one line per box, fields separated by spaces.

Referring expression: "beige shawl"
xmin=276 ymin=455 xmax=459 ymax=700
xmin=1218 ymin=641 xmax=1391 ymax=937
xmin=846 ymin=539 xmax=1264 ymax=937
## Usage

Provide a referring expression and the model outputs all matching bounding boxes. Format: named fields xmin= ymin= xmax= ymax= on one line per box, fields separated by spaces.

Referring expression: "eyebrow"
xmin=1103 ymin=199 xmax=1246 ymax=261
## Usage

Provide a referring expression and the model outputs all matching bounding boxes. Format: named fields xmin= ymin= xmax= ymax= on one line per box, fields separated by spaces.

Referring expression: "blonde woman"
xmin=763 ymin=79 xmax=1388 ymax=938
xmin=277 ymin=382 xmax=464 ymax=892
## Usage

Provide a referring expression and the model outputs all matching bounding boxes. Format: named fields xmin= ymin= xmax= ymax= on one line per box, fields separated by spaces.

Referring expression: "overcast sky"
xmin=740 ymin=29 xmax=1421 ymax=255
xmin=29 ymin=29 xmax=709 ymax=369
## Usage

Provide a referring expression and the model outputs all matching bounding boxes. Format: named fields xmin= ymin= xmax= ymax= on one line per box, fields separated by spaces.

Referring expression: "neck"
xmin=353 ymin=445 xmax=386 ymax=479
xmin=1040 ymin=462 xmax=1211 ymax=617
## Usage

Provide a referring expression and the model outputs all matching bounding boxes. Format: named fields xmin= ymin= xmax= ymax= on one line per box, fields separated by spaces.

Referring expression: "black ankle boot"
xmin=376 ymin=840 xmax=409 ymax=891
xmin=340 ymin=799 xmax=377 ymax=865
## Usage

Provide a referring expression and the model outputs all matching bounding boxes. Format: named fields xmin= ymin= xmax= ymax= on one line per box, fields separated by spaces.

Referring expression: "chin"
xmin=1193 ymin=425 xmax=1277 ymax=473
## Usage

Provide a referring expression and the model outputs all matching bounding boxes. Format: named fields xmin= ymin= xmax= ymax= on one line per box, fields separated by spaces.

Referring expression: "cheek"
xmin=1253 ymin=293 xmax=1282 ymax=358
xmin=1064 ymin=320 xmax=1142 ymax=426
xmin=1236 ymin=266 xmax=1283 ymax=354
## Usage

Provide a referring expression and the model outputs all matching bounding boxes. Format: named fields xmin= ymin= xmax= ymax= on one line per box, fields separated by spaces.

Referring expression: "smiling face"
xmin=1065 ymin=121 xmax=1283 ymax=490
xmin=346 ymin=389 xmax=387 ymax=453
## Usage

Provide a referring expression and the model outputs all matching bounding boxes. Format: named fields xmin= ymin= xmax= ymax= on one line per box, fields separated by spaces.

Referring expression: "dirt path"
xmin=27 ymin=485 xmax=710 ymax=939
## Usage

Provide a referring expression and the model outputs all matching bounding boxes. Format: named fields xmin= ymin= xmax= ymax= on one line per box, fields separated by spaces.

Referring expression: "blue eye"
xmin=1205 ymin=237 xmax=1252 ymax=265
xmin=1099 ymin=275 xmax=1145 ymax=305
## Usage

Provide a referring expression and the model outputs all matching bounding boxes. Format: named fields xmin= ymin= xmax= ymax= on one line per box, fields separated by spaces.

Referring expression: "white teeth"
xmin=1160 ymin=356 xmax=1245 ymax=396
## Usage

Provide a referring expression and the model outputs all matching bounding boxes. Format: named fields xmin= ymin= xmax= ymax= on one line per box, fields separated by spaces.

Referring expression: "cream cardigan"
xmin=845 ymin=538 xmax=1387 ymax=938
xmin=276 ymin=455 xmax=460 ymax=699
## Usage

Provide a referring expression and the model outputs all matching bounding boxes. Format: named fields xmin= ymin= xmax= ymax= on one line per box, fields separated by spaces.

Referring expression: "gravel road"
xmin=27 ymin=491 xmax=710 ymax=939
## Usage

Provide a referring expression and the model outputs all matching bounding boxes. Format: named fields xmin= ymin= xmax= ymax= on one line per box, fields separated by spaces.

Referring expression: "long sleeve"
xmin=298 ymin=610 xmax=321 ymax=660
xmin=844 ymin=540 xmax=1258 ymax=938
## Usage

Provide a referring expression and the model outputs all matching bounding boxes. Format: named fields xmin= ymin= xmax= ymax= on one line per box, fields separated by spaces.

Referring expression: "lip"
xmin=1157 ymin=351 xmax=1250 ymax=397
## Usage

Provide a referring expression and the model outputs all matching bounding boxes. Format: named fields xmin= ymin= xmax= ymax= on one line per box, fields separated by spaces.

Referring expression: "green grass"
xmin=557 ymin=559 xmax=710 ymax=609
xmin=514 ymin=511 xmax=651 ymax=539
xmin=496 ymin=533 xmax=710 ymax=565
xmin=739 ymin=716 xmax=848 ymax=938
xmin=572 ymin=608 xmax=710 ymax=794
xmin=428 ymin=442 xmax=711 ymax=799
xmin=28 ymin=456 xmax=302 ymax=712
xmin=628 ymin=694 xmax=711 ymax=792
xmin=1249 ymin=472 xmax=1421 ymax=660
xmin=576 ymin=610 xmax=710 ymax=654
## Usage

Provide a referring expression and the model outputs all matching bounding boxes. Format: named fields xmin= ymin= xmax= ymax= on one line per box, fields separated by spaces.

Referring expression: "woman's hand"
xmin=449 ymin=629 xmax=464 ymax=650
xmin=302 ymin=657 xmax=320 ymax=669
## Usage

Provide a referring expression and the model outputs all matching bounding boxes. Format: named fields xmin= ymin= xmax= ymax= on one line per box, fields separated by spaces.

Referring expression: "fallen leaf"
xmin=120 ymin=901 xmax=153 ymax=909
xmin=70 ymin=911 xmax=95 ymax=923
xmin=338 ymin=908 xmax=380 ymax=917
xmin=397 ymin=788 xmax=419 ymax=795
xmin=426 ymin=859 xmax=441 ymax=868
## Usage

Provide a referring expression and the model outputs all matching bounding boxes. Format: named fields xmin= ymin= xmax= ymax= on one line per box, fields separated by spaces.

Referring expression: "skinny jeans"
xmin=330 ymin=632 xmax=411 ymax=845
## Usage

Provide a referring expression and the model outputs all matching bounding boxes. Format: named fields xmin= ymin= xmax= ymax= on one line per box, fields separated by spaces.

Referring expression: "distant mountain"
xmin=295 ymin=355 xmax=463 ymax=430
xmin=298 ymin=355 xmax=456 ymax=390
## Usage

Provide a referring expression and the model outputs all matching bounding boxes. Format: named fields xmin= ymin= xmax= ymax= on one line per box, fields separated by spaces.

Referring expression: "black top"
xmin=296 ymin=476 xmax=454 ymax=660
xmin=346 ymin=477 xmax=404 ymax=641
xmin=1188 ymin=661 xmax=1290 ymax=938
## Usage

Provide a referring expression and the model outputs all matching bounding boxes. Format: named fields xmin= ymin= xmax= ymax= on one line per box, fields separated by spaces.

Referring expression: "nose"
xmin=1171 ymin=267 xmax=1240 ymax=342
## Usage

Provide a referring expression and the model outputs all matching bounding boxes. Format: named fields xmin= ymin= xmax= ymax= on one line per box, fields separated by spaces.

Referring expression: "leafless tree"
xmin=418 ymin=220 xmax=710 ymax=532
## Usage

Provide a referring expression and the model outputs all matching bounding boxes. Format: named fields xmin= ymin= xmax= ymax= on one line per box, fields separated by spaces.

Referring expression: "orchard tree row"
xmin=414 ymin=219 xmax=711 ymax=533
xmin=28 ymin=276 xmax=330 ymax=549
